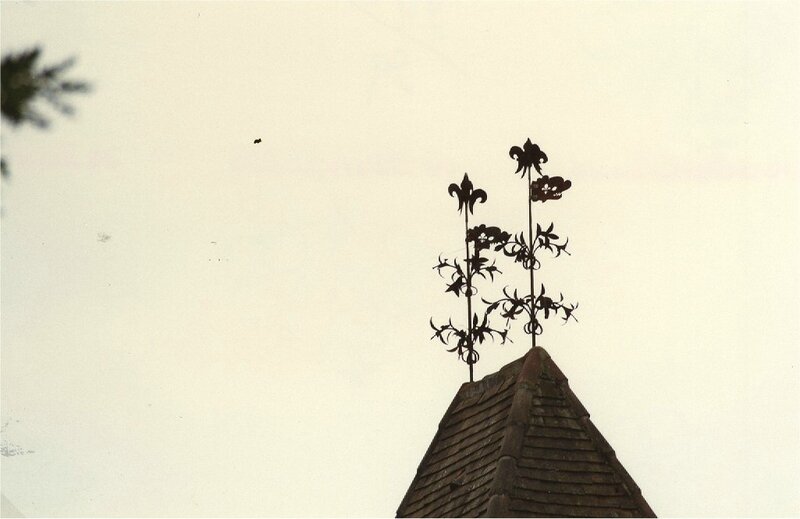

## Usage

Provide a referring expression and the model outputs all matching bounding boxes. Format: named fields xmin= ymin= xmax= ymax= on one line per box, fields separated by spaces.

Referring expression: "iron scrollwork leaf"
xmin=535 ymin=222 xmax=571 ymax=259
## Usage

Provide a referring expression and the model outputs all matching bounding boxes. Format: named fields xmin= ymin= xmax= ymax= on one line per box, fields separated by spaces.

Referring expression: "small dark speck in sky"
xmin=97 ymin=233 xmax=111 ymax=243
xmin=254 ymin=138 xmax=261 ymax=144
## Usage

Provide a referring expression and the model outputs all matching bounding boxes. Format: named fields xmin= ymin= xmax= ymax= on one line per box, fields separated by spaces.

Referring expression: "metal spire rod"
xmin=464 ymin=207 xmax=474 ymax=382
xmin=527 ymin=168 xmax=537 ymax=351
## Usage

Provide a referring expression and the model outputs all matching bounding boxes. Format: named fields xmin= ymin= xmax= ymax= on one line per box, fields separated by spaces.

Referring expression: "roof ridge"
xmin=485 ymin=347 xmax=542 ymax=516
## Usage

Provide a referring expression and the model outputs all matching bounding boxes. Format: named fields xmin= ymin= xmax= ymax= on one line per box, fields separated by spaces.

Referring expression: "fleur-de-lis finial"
xmin=448 ymin=173 xmax=487 ymax=214
xmin=509 ymin=138 xmax=548 ymax=177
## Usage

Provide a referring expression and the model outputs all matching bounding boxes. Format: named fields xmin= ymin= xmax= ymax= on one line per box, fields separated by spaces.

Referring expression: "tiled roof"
xmin=397 ymin=347 xmax=655 ymax=518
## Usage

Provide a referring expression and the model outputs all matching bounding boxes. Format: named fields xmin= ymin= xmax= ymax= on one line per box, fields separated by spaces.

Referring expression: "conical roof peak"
xmin=397 ymin=347 xmax=655 ymax=518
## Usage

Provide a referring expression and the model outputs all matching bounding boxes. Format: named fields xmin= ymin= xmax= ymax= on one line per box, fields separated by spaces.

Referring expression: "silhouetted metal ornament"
xmin=509 ymin=138 xmax=548 ymax=176
xmin=448 ymin=173 xmax=487 ymax=214
xmin=467 ymin=225 xmax=512 ymax=253
xmin=432 ymin=173 xmax=508 ymax=382
xmin=530 ymin=175 xmax=572 ymax=202
xmin=431 ymin=139 xmax=578 ymax=383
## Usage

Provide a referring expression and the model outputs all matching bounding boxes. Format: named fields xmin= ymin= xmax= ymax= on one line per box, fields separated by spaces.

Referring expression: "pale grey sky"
xmin=1 ymin=2 xmax=798 ymax=517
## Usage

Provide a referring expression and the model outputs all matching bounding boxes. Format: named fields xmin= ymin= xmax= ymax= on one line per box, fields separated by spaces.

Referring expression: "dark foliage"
xmin=1 ymin=47 xmax=90 ymax=178
xmin=1 ymin=47 xmax=89 ymax=128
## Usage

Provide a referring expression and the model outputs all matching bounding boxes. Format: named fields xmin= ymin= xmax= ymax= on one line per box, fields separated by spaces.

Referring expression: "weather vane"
xmin=430 ymin=138 xmax=578 ymax=381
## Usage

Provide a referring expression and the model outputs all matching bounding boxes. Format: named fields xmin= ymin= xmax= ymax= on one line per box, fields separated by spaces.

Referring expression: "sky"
xmin=1 ymin=1 xmax=799 ymax=517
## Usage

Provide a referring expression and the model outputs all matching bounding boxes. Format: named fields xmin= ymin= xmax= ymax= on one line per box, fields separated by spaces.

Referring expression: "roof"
xmin=396 ymin=347 xmax=655 ymax=518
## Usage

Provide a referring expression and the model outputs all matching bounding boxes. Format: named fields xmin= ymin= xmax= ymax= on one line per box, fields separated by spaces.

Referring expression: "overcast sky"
xmin=1 ymin=2 xmax=799 ymax=517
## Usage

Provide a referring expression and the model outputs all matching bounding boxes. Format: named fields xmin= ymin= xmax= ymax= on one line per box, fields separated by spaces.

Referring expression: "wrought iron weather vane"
xmin=431 ymin=139 xmax=578 ymax=381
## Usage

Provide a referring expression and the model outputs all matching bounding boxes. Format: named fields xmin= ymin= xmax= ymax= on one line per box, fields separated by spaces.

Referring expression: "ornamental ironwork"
xmin=430 ymin=138 xmax=578 ymax=381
